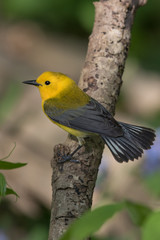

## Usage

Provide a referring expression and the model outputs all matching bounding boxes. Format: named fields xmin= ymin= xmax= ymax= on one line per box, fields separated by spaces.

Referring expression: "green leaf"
xmin=142 ymin=211 xmax=160 ymax=240
xmin=60 ymin=202 xmax=124 ymax=240
xmin=0 ymin=173 xmax=7 ymax=196
xmin=0 ymin=160 xmax=27 ymax=170
xmin=5 ymin=187 xmax=19 ymax=198
xmin=0 ymin=143 xmax=27 ymax=170
xmin=124 ymin=200 xmax=152 ymax=226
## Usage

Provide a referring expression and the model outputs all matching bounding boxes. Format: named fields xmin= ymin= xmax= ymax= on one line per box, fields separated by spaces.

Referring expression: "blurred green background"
xmin=0 ymin=0 xmax=160 ymax=239
xmin=1 ymin=0 xmax=160 ymax=72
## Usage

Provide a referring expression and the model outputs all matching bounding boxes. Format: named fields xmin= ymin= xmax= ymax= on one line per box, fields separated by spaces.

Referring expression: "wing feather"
xmin=44 ymin=97 xmax=123 ymax=137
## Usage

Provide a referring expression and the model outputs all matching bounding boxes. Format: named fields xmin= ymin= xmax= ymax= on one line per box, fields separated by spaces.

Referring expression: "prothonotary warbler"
xmin=23 ymin=71 xmax=155 ymax=163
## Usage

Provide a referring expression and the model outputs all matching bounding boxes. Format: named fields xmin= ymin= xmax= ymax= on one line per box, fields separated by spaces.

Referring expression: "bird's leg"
xmin=58 ymin=137 xmax=84 ymax=164
xmin=68 ymin=144 xmax=82 ymax=163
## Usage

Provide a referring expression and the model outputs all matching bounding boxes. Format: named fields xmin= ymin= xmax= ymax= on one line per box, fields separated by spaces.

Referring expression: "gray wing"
xmin=44 ymin=97 xmax=123 ymax=137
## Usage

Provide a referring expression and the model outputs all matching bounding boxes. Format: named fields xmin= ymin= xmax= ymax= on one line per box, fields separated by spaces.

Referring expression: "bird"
xmin=23 ymin=71 xmax=155 ymax=163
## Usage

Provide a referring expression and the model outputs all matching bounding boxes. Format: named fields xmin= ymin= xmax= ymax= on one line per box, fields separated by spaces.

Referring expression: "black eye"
xmin=45 ymin=81 xmax=50 ymax=85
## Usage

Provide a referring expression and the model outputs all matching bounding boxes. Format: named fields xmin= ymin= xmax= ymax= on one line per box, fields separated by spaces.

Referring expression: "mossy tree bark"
xmin=48 ymin=0 xmax=147 ymax=239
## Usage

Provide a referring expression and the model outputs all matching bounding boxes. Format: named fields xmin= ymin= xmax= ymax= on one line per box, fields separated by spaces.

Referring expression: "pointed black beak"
xmin=22 ymin=80 xmax=42 ymax=86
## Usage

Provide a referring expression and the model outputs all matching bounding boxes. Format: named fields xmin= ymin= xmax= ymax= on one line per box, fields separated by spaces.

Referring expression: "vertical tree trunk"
xmin=48 ymin=0 xmax=147 ymax=239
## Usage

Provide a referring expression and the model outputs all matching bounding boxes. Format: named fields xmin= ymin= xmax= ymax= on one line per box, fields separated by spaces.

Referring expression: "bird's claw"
xmin=58 ymin=155 xmax=80 ymax=164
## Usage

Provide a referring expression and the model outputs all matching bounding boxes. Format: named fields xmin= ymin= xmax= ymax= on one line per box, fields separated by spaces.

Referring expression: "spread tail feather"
xmin=102 ymin=122 xmax=156 ymax=163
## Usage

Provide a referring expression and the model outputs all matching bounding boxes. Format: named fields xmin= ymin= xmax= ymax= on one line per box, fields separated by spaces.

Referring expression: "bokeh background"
xmin=0 ymin=0 xmax=160 ymax=239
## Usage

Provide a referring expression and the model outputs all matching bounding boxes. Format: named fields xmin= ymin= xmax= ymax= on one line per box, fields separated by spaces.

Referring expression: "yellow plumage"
xmin=37 ymin=72 xmax=91 ymax=139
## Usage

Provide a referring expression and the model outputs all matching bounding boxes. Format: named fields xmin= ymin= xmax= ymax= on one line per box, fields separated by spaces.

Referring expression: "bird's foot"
xmin=58 ymin=155 xmax=80 ymax=164
xmin=58 ymin=155 xmax=80 ymax=171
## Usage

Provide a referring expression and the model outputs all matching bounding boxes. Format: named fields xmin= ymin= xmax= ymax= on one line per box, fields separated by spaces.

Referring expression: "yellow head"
xmin=23 ymin=71 xmax=76 ymax=101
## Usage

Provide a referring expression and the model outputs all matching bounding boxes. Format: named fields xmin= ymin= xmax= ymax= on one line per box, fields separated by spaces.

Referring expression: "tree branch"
xmin=48 ymin=1 xmax=147 ymax=239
